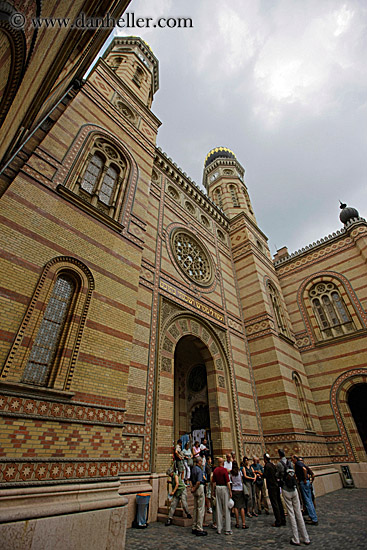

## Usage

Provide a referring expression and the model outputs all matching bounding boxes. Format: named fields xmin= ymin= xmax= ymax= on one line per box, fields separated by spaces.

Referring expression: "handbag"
xmin=187 ymin=458 xmax=193 ymax=467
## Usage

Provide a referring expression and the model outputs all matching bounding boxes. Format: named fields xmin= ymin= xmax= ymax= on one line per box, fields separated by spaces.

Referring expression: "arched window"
xmin=133 ymin=65 xmax=144 ymax=87
xmin=75 ymin=138 xmax=127 ymax=218
xmin=2 ymin=257 xmax=94 ymax=390
xmin=229 ymin=185 xmax=239 ymax=207
xmin=22 ymin=274 xmax=76 ymax=386
xmin=243 ymin=189 xmax=254 ymax=214
xmin=268 ymin=281 xmax=289 ymax=337
xmin=293 ymin=372 xmax=314 ymax=432
xmin=309 ymin=282 xmax=355 ymax=339
xmin=214 ymin=188 xmax=223 ymax=209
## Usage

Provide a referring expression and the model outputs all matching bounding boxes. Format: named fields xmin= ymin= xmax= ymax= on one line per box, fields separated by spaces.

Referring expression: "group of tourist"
xmin=167 ymin=439 xmax=318 ymax=546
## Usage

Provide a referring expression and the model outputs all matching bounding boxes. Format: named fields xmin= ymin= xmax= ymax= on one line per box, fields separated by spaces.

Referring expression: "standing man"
xmin=223 ymin=453 xmax=233 ymax=472
xmin=252 ymin=455 xmax=269 ymax=515
xmin=190 ymin=457 xmax=207 ymax=536
xmin=212 ymin=457 xmax=233 ymax=535
xmin=165 ymin=468 xmax=192 ymax=526
xmin=264 ymin=453 xmax=286 ymax=527
xmin=174 ymin=439 xmax=185 ymax=480
xmin=277 ymin=450 xmax=310 ymax=546
xmin=292 ymin=455 xmax=318 ymax=526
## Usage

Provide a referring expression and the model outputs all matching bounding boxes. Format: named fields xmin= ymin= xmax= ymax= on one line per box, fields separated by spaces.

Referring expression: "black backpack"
xmin=283 ymin=460 xmax=297 ymax=490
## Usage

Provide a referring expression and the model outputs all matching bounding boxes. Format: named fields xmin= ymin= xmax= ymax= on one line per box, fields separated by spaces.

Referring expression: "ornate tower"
xmin=203 ymin=147 xmax=315 ymax=456
xmin=203 ymin=146 xmax=256 ymax=223
xmin=103 ymin=36 xmax=159 ymax=107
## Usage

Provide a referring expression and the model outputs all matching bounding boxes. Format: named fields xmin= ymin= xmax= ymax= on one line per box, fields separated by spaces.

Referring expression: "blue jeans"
xmin=300 ymin=480 xmax=317 ymax=522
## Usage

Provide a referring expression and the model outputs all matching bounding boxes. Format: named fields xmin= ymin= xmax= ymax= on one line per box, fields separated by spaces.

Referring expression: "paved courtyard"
xmin=126 ymin=488 xmax=367 ymax=550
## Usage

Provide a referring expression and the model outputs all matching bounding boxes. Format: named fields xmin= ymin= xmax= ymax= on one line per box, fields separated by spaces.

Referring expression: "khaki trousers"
xmin=283 ymin=489 xmax=310 ymax=545
xmin=168 ymin=489 xmax=189 ymax=519
xmin=255 ymin=482 xmax=269 ymax=512
xmin=216 ymin=485 xmax=231 ymax=533
xmin=192 ymin=484 xmax=205 ymax=531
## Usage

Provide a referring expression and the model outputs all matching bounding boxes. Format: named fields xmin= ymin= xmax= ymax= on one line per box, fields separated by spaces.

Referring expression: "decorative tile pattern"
xmin=0 ymin=392 xmax=125 ymax=426
xmin=0 ymin=460 xmax=119 ymax=486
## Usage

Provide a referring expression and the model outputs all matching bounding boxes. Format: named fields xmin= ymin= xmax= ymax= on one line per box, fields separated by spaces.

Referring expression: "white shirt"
xmin=224 ymin=460 xmax=232 ymax=472
xmin=231 ymin=471 xmax=243 ymax=491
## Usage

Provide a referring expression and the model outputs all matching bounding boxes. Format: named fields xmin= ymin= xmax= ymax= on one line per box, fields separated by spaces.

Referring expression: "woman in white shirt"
xmin=230 ymin=461 xmax=248 ymax=529
xmin=182 ymin=442 xmax=193 ymax=484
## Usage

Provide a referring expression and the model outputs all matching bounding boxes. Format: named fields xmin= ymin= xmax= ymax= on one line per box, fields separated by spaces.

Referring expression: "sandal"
xmin=247 ymin=513 xmax=253 ymax=518
xmin=242 ymin=525 xmax=249 ymax=529
xmin=235 ymin=524 xmax=240 ymax=528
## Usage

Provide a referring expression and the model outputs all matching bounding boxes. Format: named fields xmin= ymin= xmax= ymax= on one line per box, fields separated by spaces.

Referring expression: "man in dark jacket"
xmin=264 ymin=453 xmax=286 ymax=527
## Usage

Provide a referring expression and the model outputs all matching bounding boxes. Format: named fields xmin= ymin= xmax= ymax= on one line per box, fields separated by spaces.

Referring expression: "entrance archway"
xmin=153 ymin=308 xmax=241 ymax=472
xmin=174 ymin=336 xmax=214 ymax=455
xmin=348 ymin=384 xmax=367 ymax=454
xmin=330 ymin=368 xmax=367 ymax=462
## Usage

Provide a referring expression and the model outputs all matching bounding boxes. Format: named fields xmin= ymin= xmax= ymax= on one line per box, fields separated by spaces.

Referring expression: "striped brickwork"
xmin=1 ymin=31 xmax=366 ymax=508
xmin=275 ymin=221 xmax=367 ymax=463
xmin=0 ymin=43 xmax=159 ymax=484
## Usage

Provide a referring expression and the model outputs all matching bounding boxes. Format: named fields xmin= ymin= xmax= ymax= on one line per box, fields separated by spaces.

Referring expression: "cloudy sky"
xmin=108 ymin=0 xmax=366 ymax=255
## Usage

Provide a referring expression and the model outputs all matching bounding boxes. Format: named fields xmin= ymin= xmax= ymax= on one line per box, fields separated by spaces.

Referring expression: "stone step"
xmin=157 ymin=514 xmax=193 ymax=527
xmin=159 ymin=506 xmax=186 ymax=517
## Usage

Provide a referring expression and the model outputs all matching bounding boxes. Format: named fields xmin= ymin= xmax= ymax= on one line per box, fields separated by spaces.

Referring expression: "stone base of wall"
xmin=0 ymin=481 xmax=128 ymax=550
xmin=118 ymin=473 xmax=167 ymax=527
xmin=312 ymin=465 xmax=343 ymax=496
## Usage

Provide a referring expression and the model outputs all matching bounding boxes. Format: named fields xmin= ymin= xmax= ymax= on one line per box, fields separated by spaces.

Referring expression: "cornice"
xmin=274 ymin=217 xmax=367 ymax=268
xmin=154 ymin=148 xmax=230 ymax=230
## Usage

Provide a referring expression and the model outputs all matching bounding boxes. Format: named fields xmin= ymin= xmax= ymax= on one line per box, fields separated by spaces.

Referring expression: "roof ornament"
xmin=339 ymin=201 xmax=359 ymax=224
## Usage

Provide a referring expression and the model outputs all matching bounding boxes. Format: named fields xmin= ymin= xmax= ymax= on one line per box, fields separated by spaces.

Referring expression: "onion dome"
xmin=339 ymin=202 xmax=359 ymax=224
xmin=204 ymin=147 xmax=236 ymax=168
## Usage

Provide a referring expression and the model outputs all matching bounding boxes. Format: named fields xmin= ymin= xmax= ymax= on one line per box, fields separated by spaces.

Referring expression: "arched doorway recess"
xmin=330 ymin=369 xmax=367 ymax=462
xmin=347 ymin=384 xmax=367 ymax=455
xmin=153 ymin=305 xmax=242 ymax=473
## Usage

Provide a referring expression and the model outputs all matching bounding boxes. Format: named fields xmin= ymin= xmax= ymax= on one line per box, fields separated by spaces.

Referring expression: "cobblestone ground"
xmin=126 ymin=488 xmax=367 ymax=550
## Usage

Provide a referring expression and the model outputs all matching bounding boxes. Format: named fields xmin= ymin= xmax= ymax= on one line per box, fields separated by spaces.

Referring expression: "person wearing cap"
xmin=190 ymin=456 xmax=208 ymax=536
xmin=165 ymin=467 xmax=192 ymax=525
xmin=292 ymin=455 xmax=318 ymax=526
xmin=264 ymin=453 xmax=286 ymax=527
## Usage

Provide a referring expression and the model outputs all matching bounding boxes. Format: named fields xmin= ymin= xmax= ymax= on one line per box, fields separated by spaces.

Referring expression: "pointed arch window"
xmin=214 ymin=188 xmax=223 ymax=209
xmin=22 ymin=274 xmax=76 ymax=386
xmin=293 ymin=372 xmax=314 ymax=432
xmin=229 ymin=184 xmax=239 ymax=207
xmin=243 ymin=189 xmax=254 ymax=214
xmin=268 ymin=281 xmax=289 ymax=337
xmin=309 ymin=282 xmax=355 ymax=339
xmin=133 ymin=65 xmax=144 ymax=87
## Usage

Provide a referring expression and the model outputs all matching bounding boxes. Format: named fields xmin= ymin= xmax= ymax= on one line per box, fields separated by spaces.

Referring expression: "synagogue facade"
xmin=0 ymin=15 xmax=366 ymax=548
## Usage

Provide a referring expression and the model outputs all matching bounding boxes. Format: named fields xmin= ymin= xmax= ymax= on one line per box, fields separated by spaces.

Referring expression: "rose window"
xmin=171 ymin=231 xmax=213 ymax=285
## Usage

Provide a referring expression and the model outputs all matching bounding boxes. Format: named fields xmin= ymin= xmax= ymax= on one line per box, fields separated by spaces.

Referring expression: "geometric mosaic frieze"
xmin=0 ymin=392 xmax=125 ymax=426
